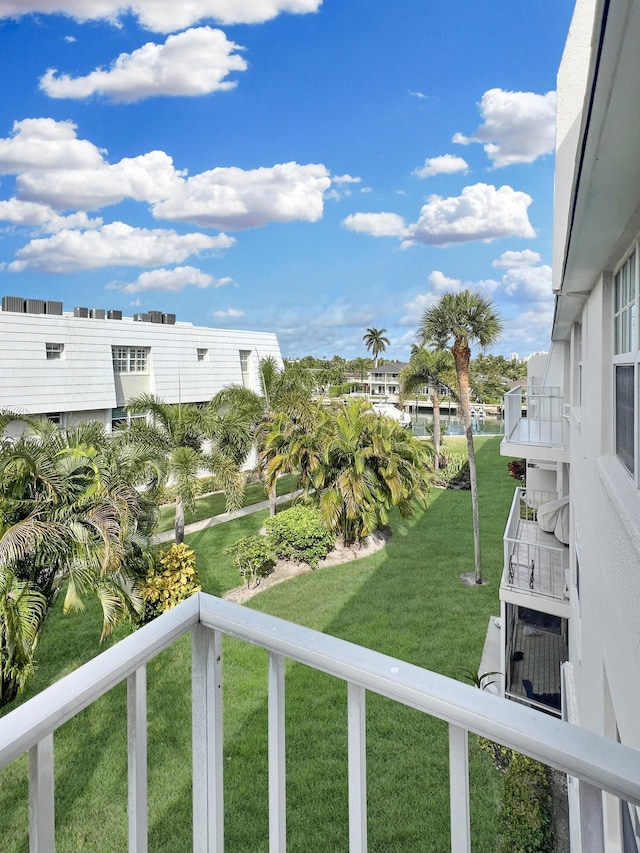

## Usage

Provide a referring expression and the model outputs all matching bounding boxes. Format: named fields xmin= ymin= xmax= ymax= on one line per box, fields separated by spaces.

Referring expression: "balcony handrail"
xmin=503 ymin=385 xmax=569 ymax=448
xmin=2 ymin=593 xmax=639 ymax=805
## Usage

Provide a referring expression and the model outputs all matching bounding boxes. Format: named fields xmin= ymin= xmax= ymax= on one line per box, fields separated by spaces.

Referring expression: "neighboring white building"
xmin=499 ymin=1 xmax=640 ymax=848
xmin=0 ymin=296 xmax=282 ymax=430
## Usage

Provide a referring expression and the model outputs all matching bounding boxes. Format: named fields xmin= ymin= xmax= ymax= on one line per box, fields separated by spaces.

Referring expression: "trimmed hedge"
xmin=225 ymin=535 xmax=276 ymax=589
xmin=265 ymin=504 xmax=335 ymax=568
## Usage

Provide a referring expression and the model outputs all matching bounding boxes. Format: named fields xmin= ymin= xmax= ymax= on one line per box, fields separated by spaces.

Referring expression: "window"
xmin=197 ymin=348 xmax=208 ymax=362
xmin=613 ymin=249 xmax=638 ymax=478
xmin=111 ymin=406 xmax=146 ymax=431
xmin=45 ymin=412 xmax=62 ymax=426
xmin=112 ymin=346 xmax=148 ymax=373
xmin=46 ymin=342 xmax=64 ymax=360
xmin=239 ymin=350 xmax=251 ymax=387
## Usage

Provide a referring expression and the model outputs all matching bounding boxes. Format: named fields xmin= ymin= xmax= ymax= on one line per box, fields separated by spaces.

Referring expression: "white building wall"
xmin=0 ymin=308 xmax=282 ymax=416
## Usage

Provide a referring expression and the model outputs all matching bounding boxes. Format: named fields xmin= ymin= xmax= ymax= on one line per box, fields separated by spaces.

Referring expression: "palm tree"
xmin=419 ymin=290 xmax=503 ymax=583
xmin=363 ymin=328 xmax=390 ymax=368
xmin=399 ymin=347 xmax=454 ymax=469
xmin=0 ymin=416 xmax=153 ymax=704
xmin=301 ymin=400 xmax=432 ymax=546
xmin=126 ymin=395 xmax=251 ymax=543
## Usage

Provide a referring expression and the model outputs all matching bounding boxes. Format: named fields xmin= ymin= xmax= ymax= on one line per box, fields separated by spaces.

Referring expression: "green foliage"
xmin=432 ymin=451 xmax=469 ymax=489
xmin=142 ymin=543 xmax=201 ymax=620
xmin=478 ymin=740 xmax=554 ymax=853
xmin=225 ymin=535 xmax=276 ymax=588
xmin=327 ymin=383 xmax=358 ymax=397
xmin=265 ymin=505 xmax=335 ymax=568
xmin=157 ymin=474 xmax=221 ymax=504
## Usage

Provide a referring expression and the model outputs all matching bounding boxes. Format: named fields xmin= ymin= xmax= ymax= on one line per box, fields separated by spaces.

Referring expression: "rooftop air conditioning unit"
xmin=45 ymin=301 xmax=63 ymax=315
xmin=107 ymin=310 xmax=122 ymax=320
xmin=74 ymin=306 xmax=89 ymax=318
xmin=90 ymin=308 xmax=105 ymax=320
xmin=134 ymin=313 xmax=151 ymax=322
xmin=26 ymin=299 xmax=45 ymax=314
xmin=2 ymin=296 xmax=25 ymax=313
xmin=162 ymin=313 xmax=176 ymax=325
xmin=149 ymin=310 xmax=163 ymax=323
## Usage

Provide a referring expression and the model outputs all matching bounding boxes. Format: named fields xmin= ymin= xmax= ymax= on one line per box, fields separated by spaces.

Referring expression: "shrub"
xmin=225 ymin=536 xmax=276 ymax=589
xmin=265 ymin=504 xmax=335 ymax=568
xmin=432 ymin=452 xmax=470 ymax=489
xmin=508 ymin=458 xmax=526 ymax=481
xmin=142 ymin=542 xmax=201 ymax=621
xmin=478 ymin=740 xmax=554 ymax=852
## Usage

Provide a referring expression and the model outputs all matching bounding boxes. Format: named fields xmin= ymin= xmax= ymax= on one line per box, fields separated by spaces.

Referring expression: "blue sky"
xmin=0 ymin=0 xmax=574 ymax=360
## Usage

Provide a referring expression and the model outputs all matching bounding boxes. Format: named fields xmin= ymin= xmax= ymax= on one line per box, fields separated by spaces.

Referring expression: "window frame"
xmin=613 ymin=243 xmax=639 ymax=483
xmin=112 ymin=346 xmax=149 ymax=374
xmin=45 ymin=342 xmax=64 ymax=360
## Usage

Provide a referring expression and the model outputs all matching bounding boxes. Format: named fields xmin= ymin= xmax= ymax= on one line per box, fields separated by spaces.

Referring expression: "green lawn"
xmin=156 ymin=472 xmax=300 ymax=533
xmin=0 ymin=437 xmax=517 ymax=852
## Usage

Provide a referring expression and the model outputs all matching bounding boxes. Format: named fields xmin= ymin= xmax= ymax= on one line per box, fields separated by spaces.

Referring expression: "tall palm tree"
xmin=399 ymin=347 xmax=454 ymax=469
xmin=363 ymin=328 xmax=390 ymax=368
xmin=300 ymin=400 xmax=432 ymax=546
xmin=419 ymin=290 xmax=503 ymax=583
xmin=126 ymin=395 xmax=250 ymax=543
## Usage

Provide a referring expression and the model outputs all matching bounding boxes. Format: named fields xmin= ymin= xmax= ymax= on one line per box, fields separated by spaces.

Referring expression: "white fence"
xmin=504 ymin=385 xmax=569 ymax=447
xmin=1 ymin=593 xmax=639 ymax=852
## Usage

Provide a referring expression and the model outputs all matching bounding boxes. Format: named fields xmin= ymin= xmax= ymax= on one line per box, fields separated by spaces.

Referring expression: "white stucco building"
xmin=0 ymin=296 xmax=282 ymax=429
xmin=499 ymin=0 xmax=640 ymax=848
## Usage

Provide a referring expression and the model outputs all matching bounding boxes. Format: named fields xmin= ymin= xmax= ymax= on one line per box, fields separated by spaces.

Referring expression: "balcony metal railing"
xmin=503 ymin=385 xmax=569 ymax=448
xmin=503 ymin=488 xmax=569 ymax=603
xmin=2 ymin=593 xmax=639 ymax=853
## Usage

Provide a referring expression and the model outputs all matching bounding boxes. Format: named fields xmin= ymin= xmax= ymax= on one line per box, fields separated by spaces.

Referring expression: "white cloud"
xmin=0 ymin=118 xmax=105 ymax=173
xmin=342 ymin=211 xmax=407 ymax=238
xmin=40 ymin=28 xmax=247 ymax=103
xmin=428 ymin=270 xmax=461 ymax=293
xmin=0 ymin=0 xmax=323 ymax=32
xmin=408 ymin=90 xmax=427 ymax=100
xmin=152 ymin=162 xmax=331 ymax=229
xmin=405 ymin=183 xmax=535 ymax=246
xmin=8 ymin=222 xmax=233 ymax=273
xmin=453 ymin=88 xmax=556 ymax=168
xmin=112 ymin=265 xmax=229 ymax=293
xmin=214 ymin=308 xmax=245 ymax=317
xmin=332 ymin=174 xmax=361 ymax=185
xmin=0 ymin=198 xmax=102 ymax=231
xmin=413 ymin=154 xmax=468 ymax=178
xmin=17 ymin=149 xmax=183 ymax=210
xmin=502 ymin=263 xmax=552 ymax=301
xmin=493 ymin=249 xmax=541 ymax=268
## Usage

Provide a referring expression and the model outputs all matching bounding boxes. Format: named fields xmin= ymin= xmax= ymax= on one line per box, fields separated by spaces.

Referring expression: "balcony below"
xmin=505 ymin=615 xmax=568 ymax=717
xmin=502 ymin=488 xmax=570 ymax=618
xmin=500 ymin=385 xmax=570 ymax=463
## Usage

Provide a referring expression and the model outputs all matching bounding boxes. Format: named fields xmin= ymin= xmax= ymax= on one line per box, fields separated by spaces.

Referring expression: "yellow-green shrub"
xmin=142 ymin=543 xmax=201 ymax=621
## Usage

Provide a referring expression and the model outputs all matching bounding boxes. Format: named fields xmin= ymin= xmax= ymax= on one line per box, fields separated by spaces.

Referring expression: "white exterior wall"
xmin=0 ymin=308 xmax=281 ymax=418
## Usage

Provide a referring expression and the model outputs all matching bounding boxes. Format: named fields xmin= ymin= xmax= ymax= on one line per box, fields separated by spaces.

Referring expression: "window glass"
xmin=615 ymin=365 xmax=635 ymax=475
xmin=46 ymin=342 xmax=64 ymax=359
xmin=614 ymin=251 xmax=636 ymax=354
xmin=112 ymin=346 xmax=148 ymax=373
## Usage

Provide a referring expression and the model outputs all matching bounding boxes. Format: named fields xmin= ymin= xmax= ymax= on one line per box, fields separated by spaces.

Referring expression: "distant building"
xmin=0 ymin=296 xmax=281 ymax=431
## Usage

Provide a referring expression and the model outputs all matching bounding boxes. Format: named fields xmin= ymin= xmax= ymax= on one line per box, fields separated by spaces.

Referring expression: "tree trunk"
xmin=175 ymin=495 xmax=185 ymax=545
xmin=269 ymin=484 xmax=277 ymax=517
xmin=453 ymin=345 xmax=483 ymax=584
xmin=432 ymin=388 xmax=442 ymax=470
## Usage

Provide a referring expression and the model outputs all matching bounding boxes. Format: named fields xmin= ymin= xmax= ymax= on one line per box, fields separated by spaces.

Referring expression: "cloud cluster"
xmin=413 ymin=154 xmax=468 ymax=179
xmin=453 ymin=88 xmax=556 ymax=168
xmin=111 ymin=266 xmax=233 ymax=293
xmin=8 ymin=222 xmax=232 ymax=273
xmin=40 ymin=28 xmax=247 ymax=103
xmin=0 ymin=0 xmax=322 ymax=33
xmin=343 ymin=183 xmax=535 ymax=247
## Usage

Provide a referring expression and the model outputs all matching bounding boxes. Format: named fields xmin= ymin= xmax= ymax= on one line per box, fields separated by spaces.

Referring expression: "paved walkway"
xmin=152 ymin=490 xmax=303 ymax=544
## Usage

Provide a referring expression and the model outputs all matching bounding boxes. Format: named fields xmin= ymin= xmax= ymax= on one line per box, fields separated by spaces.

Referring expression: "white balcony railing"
xmin=502 ymin=487 xmax=569 ymax=604
xmin=503 ymin=385 xmax=569 ymax=448
xmin=2 ymin=593 xmax=639 ymax=852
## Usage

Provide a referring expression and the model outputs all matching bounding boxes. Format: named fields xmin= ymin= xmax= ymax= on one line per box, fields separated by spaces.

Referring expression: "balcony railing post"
xmin=127 ymin=665 xmax=148 ymax=853
xmin=268 ymin=652 xmax=286 ymax=853
xmin=448 ymin=724 xmax=470 ymax=853
xmin=192 ymin=624 xmax=224 ymax=853
xmin=579 ymin=781 xmax=605 ymax=852
xmin=28 ymin=734 xmax=55 ymax=853
xmin=347 ymin=683 xmax=367 ymax=853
